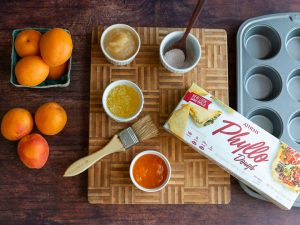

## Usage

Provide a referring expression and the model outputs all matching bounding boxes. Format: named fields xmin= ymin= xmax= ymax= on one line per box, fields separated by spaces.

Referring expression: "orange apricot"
xmin=18 ymin=133 xmax=49 ymax=169
xmin=1 ymin=108 xmax=33 ymax=141
xmin=35 ymin=102 xmax=67 ymax=135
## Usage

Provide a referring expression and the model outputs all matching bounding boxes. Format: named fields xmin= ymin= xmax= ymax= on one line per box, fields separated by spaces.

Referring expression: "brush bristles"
xmin=131 ymin=115 xmax=159 ymax=142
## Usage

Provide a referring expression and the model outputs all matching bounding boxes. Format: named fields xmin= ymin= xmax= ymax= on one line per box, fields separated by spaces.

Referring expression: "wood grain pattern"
xmin=88 ymin=26 xmax=230 ymax=204
xmin=2 ymin=1 xmax=300 ymax=224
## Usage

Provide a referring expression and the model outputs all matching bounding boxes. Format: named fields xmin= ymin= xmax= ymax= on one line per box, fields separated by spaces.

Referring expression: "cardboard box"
xmin=164 ymin=83 xmax=300 ymax=209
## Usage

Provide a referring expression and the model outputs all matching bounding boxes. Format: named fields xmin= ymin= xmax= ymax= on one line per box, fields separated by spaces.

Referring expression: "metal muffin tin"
xmin=237 ymin=13 xmax=300 ymax=207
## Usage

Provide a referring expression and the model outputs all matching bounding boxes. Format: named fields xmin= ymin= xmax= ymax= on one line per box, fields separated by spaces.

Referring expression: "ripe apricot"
xmin=15 ymin=56 xmax=49 ymax=86
xmin=18 ymin=133 xmax=49 ymax=169
xmin=1 ymin=108 xmax=33 ymax=141
xmin=40 ymin=28 xmax=73 ymax=67
xmin=35 ymin=102 xmax=67 ymax=135
xmin=48 ymin=62 xmax=68 ymax=80
xmin=15 ymin=30 xmax=41 ymax=57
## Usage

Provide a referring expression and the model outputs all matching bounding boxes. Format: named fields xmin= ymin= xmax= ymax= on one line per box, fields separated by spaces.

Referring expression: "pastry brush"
xmin=64 ymin=115 xmax=159 ymax=177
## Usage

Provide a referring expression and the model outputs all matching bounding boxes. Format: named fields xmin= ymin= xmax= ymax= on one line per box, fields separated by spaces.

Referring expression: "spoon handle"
xmin=181 ymin=0 xmax=207 ymax=42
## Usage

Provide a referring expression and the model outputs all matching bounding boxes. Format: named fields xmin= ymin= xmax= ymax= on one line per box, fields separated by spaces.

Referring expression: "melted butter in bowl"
xmin=106 ymin=84 xmax=140 ymax=118
xmin=102 ymin=80 xmax=144 ymax=122
xmin=104 ymin=28 xmax=138 ymax=60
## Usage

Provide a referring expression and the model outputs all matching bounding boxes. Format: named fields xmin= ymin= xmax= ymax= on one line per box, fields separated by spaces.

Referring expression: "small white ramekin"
xmin=130 ymin=150 xmax=171 ymax=193
xmin=102 ymin=80 xmax=144 ymax=122
xmin=160 ymin=31 xmax=201 ymax=74
xmin=100 ymin=24 xmax=141 ymax=66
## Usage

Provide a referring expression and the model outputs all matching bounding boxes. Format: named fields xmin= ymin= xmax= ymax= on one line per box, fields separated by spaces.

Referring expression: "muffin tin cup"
xmin=245 ymin=65 xmax=282 ymax=101
xmin=288 ymin=111 xmax=300 ymax=144
xmin=247 ymin=108 xmax=283 ymax=138
xmin=287 ymin=68 xmax=300 ymax=101
xmin=286 ymin=28 xmax=300 ymax=61
xmin=244 ymin=25 xmax=281 ymax=60
xmin=237 ymin=13 xmax=300 ymax=207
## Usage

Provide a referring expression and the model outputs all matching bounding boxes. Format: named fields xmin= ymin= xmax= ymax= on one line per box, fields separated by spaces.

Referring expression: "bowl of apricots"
xmin=11 ymin=28 xmax=73 ymax=88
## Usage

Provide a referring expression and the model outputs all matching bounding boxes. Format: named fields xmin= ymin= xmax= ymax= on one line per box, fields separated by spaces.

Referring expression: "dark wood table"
xmin=0 ymin=1 xmax=300 ymax=224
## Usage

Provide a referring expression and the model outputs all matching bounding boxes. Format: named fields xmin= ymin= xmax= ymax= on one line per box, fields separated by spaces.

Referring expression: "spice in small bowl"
xmin=164 ymin=48 xmax=186 ymax=68
xmin=100 ymin=24 xmax=141 ymax=66
xmin=160 ymin=31 xmax=201 ymax=74
xmin=102 ymin=80 xmax=144 ymax=122
xmin=130 ymin=150 xmax=171 ymax=192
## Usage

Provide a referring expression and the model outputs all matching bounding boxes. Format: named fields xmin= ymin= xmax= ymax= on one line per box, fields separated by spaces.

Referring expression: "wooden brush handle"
xmin=64 ymin=135 xmax=125 ymax=177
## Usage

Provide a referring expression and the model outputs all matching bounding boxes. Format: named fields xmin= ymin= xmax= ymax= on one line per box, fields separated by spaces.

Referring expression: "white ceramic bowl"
xmin=100 ymin=24 xmax=141 ymax=65
xmin=129 ymin=150 xmax=171 ymax=193
xmin=160 ymin=31 xmax=201 ymax=74
xmin=102 ymin=80 xmax=144 ymax=122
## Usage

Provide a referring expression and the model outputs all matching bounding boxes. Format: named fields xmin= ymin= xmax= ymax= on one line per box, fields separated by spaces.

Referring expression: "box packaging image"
xmin=164 ymin=83 xmax=300 ymax=209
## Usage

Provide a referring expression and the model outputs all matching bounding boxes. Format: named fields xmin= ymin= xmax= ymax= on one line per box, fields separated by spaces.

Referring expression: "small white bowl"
xmin=102 ymin=80 xmax=144 ymax=122
xmin=130 ymin=150 xmax=171 ymax=193
xmin=160 ymin=31 xmax=201 ymax=74
xmin=100 ymin=24 xmax=141 ymax=66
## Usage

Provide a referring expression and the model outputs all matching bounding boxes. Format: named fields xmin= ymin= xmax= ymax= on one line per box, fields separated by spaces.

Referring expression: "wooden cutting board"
xmin=88 ymin=26 xmax=230 ymax=204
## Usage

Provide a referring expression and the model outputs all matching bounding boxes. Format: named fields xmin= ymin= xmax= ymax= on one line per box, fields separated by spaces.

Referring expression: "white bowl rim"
xmin=102 ymin=80 xmax=144 ymax=122
xmin=159 ymin=31 xmax=201 ymax=73
xmin=100 ymin=24 xmax=141 ymax=63
xmin=129 ymin=150 xmax=172 ymax=193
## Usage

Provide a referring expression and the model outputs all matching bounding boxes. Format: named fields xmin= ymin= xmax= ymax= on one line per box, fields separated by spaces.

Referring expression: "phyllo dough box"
xmin=164 ymin=83 xmax=300 ymax=209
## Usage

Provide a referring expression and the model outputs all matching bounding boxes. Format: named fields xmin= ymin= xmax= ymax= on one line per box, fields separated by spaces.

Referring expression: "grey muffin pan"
xmin=237 ymin=13 xmax=300 ymax=208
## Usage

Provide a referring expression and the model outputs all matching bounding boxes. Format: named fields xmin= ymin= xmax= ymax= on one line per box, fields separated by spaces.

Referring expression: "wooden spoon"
xmin=166 ymin=0 xmax=207 ymax=57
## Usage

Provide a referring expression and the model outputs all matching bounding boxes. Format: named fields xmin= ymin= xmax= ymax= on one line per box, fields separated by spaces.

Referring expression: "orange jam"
xmin=133 ymin=154 xmax=168 ymax=189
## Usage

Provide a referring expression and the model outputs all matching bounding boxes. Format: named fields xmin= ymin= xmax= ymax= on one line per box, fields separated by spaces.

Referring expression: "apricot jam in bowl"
xmin=100 ymin=24 xmax=141 ymax=65
xmin=102 ymin=80 xmax=144 ymax=122
xmin=130 ymin=150 xmax=171 ymax=192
